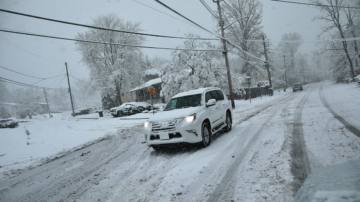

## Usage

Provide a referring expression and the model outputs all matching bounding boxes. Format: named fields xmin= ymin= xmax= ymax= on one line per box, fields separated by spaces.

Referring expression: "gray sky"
xmin=0 ymin=0 xmax=333 ymax=91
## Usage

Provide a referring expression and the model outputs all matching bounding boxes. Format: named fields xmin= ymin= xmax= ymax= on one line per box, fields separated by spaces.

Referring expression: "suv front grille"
xmin=150 ymin=132 xmax=182 ymax=140
xmin=152 ymin=121 xmax=177 ymax=131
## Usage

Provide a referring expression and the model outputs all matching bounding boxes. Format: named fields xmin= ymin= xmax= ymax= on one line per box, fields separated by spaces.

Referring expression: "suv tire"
xmin=201 ymin=122 xmax=212 ymax=147
xmin=117 ymin=111 xmax=121 ymax=117
xmin=224 ymin=112 xmax=232 ymax=132
xmin=152 ymin=146 xmax=163 ymax=151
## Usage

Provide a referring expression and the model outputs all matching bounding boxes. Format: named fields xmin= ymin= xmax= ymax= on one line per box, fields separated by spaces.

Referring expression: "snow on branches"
xmin=160 ymin=34 xmax=242 ymax=100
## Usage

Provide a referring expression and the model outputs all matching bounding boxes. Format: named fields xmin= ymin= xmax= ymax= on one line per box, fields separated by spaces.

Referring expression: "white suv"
xmin=144 ymin=87 xmax=232 ymax=150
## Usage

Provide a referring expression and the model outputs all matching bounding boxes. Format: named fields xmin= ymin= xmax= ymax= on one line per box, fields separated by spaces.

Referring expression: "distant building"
xmin=1 ymin=102 xmax=21 ymax=117
xmin=129 ymin=78 xmax=164 ymax=104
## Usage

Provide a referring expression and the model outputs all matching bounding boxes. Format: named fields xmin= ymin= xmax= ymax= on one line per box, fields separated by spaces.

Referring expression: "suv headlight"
xmin=185 ymin=113 xmax=196 ymax=123
xmin=144 ymin=120 xmax=150 ymax=128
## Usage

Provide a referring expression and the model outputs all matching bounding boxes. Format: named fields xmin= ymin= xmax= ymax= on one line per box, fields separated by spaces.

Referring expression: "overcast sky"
xmin=0 ymin=0 xmax=345 ymax=91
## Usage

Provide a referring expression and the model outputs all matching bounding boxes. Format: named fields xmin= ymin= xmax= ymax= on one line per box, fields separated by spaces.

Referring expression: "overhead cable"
xmin=271 ymin=0 xmax=360 ymax=9
xmin=0 ymin=76 xmax=55 ymax=89
xmin=0 ymin=8 xmax=218 ymax=41
xmin=154 ymin=0 xmax=265 ymax=62
xmin=0 ymin=28 xmax=224 ymax=52
xmin=199 ymin=0 xmax=218 ymax=19
xmin=154 ymin=0 xmax=214 ymax=36
xmin=0 ymin=36 xmax=63 ymax=64
xmin=0 ymin=65 xmax=64 ymax=79
xmin=133 ymin=0 xmax=196 ymax=28
xmin=53 ymin=75 xmax=67 ymax=88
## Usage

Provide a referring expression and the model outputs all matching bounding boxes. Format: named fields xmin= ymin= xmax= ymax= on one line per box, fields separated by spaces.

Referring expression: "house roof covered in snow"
xmin=130 ymin=78 xmax=162 ymax=92
xmin=145 ymin=69 xmax=161 ymax=76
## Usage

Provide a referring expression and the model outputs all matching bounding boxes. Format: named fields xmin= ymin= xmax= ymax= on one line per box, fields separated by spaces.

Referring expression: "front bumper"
xmin=145 ymin=119 xmax=202 ymax=146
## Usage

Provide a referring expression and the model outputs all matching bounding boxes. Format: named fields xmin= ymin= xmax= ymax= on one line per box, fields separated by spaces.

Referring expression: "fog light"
xmin=186 ymin=129 xmax=198 ymax=136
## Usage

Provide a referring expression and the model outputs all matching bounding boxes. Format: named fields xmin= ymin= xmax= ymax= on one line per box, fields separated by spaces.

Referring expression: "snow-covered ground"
xmin=0 ymin=88 xmax=287 ymax=178
xmin=0 ymin=81 xmax=359 ymax=201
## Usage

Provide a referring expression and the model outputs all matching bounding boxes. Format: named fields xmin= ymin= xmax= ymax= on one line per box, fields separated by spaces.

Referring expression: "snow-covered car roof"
xmin=172 ymin=87 xmax=221 ymax=98
xmin=126 ymin=102 xmax=151 ymax=107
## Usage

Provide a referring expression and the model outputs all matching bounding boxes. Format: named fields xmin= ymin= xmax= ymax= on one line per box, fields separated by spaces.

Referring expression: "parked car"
xmin=144 ymin=87 xmax=232 ymax=150
xmin=293 ymin=83 xmax=303 ymax=92
xmin=126 ymin=102 xmax=153 ymax=112
xmin=110 ymin=103 xmax=140 ymax=117
xmin=0 ymin=118 xmax=19 ymax=128
xmin=72 ymin=108 xmax=90 ymax=116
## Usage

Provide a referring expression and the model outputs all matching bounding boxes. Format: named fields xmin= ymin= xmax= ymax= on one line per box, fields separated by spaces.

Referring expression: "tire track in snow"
xmin=0 ymin=125 xmax=145 ymax=202
xmin=205 ymin=93 xmax=298 ymax=202
xmin=232 ymin=93 xmax=296 ymax=126
xmin=290 ymin=89 xmax=312 ymax=195
xmin=319 ymin=85 xmax=360 ymax=138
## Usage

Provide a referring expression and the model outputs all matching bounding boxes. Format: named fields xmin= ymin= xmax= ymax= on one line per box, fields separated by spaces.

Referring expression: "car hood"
xmin=149 ymin=107 xmax=200 ymax=122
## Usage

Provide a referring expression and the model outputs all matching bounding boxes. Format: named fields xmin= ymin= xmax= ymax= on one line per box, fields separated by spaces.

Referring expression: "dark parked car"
xmin=110 ymin=103 xmax=140 ymax=117
xmin=293 ymin=83 xmax=303 ymax=92
xmin=0 ymin=118 xmax=19 ymax=128
xmin=72 ymin=108 xmax=91 ymax=116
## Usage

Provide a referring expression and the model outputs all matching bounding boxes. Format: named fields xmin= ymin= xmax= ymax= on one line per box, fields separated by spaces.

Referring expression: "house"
xmin=129 ymin=78 xmax=164 ymax=104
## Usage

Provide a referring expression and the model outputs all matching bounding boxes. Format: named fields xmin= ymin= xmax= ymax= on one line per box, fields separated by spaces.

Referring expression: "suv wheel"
xmin=117 ymin=111 xmax=121 ymax=117
xmin=201 ymin=122 xmax=212 ymax=147
xmin=152 ymin=145 xmax=162 ymax=151
xmin=224 ymin=113 xmax=232 ymax=132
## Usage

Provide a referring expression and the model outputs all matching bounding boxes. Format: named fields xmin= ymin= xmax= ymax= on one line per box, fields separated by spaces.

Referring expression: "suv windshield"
xmin=164 ymin=94 xmax=202 ymax=111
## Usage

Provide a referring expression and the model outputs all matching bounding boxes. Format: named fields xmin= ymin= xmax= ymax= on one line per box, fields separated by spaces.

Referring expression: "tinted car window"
xmin=164 ymin=94 xmax=202 ymax=110
xmin=216 ymin=90 xmax=224 ymax=100
xmin=205 ymin=91 xmax=213 ymax=102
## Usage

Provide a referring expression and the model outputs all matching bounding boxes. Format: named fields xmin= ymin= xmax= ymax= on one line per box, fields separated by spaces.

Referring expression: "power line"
xmin=0 ymin=8 xmax=218 ymax=41
xmin=0 ymin=36 xmax=63 ymax=64
xmin=154 ymin=0 xmax=265 ymax=62
xmin=0 ymin=76 xmax=59 ymax=90
xmin=54 ymin=75 xmax=67 ymax=88
xmin=133 ymin=0 xmax=196 ymax=28
xmin=199 ymin=0 xmax=218 ymax=19
xmin=154 ymin=0 xmax=215 ymax=36
xmin=0 ymin=65 xmax=64 ymax=79
xmin=0 ymin=28 xmax=224 ymax=52
xmin=271 ymin=0 xmax=360 ymax=9
xmin=69 ymin=74 xmax=82 ymax=82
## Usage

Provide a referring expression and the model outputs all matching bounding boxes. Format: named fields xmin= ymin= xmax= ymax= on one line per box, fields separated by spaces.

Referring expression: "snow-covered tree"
xmin=311 ymin=0 xmax=358 ymax=80
xmin=76 ymin=14 xmax=145 ymax=109
xmin=13 ymin=88 xmax=42 ymax=119
xmin=276 ymin=33 xmax=303 ymax=85
xmin=221 ymin=0 xmax=264 ymax=74
xmin=48 ymin=89 xmax=70 ymax=111
xmin=0 ymin=82 xmax=12 ymax=103
xmin=160 ymin=34 xmax=243 ymax=100
xmin=72 ymin=78 xmax=101 ymax=109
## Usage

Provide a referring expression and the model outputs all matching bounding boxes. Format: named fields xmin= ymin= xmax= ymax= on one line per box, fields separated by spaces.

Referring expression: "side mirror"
xmin=206 ymin=99 xmax=216 ymax=107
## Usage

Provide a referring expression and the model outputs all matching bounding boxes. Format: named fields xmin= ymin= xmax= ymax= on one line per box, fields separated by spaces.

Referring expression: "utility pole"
xmin=214 ymin=0 xmax=235 ymax=109
xmin=283 ymin=55 xmax=288 ymax=87
xmin=43 ymin=88 xmax=51 ymax=118
xmin=302 ymin=59 xmax=306 ymax=84
xmin=262 ymin=34 xmax=272 ymax=88
xmin=65 ymin=62 xmax=75 ymax=117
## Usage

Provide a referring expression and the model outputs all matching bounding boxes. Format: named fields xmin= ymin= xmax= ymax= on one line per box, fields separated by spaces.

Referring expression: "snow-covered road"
xmin=0 ymin=81 xmax=359 ymax=201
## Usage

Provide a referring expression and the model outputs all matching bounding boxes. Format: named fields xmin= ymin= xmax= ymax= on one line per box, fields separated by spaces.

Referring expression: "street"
xmin=0 ymin=82 xmax=359 ymax=202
